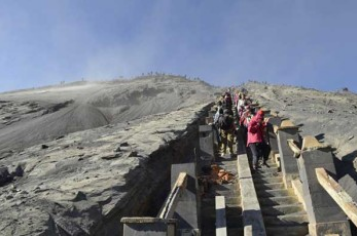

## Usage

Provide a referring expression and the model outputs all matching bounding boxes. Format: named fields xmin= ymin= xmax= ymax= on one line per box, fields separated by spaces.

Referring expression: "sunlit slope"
xmin=0 ymin=76 xmax=214 ymax=152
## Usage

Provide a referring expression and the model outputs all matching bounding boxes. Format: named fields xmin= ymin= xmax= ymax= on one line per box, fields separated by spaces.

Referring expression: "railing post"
xmin=316 ymin=168 xmax=357 ymax=227
xmin=171 ymin=163 xmax=200 ymax=235
xmin=265 ymin=116 xmax=282 ymax=156
xmin=297 ymin=136 xmax=351 ymax=236
xmin=215 ymin=196 xmax=227 ymax=236
xmin=158 ymin=172 xmax=188 ymax=219
xmin=276 ymin=120 xmax=300 ymax=188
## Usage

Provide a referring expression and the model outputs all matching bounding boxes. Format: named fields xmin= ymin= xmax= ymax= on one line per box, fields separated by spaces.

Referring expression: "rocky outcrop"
xmin=0 ymin=167 xmax=12 ymax=186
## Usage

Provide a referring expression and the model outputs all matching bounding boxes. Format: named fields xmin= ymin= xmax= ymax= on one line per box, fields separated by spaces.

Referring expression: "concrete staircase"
xmin=200 ymin=156 xmax=243 ymax=236
xmin=200 ymin=105 xmax=309 ymax=236
xmin=252 ymin=159 xmax=309 ymax=236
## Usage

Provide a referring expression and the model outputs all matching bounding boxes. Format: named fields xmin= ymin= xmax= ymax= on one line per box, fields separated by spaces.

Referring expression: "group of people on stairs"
xmin=212 ymin=89 xmax=271 ymax=170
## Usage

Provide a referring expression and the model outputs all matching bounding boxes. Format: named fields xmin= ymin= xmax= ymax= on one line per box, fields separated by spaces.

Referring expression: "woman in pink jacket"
xmin=247 ymin=110 xmax=271 ymax=170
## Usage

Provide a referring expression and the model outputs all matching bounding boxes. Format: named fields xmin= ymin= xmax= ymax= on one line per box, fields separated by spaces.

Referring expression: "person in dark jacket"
xmin=222 ymin=92 xmax=232 ymax=111
xmin=219 ymin=109 xmax=235 ymax=157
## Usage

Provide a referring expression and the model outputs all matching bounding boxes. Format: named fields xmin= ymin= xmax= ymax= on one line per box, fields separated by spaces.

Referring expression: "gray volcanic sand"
xmin=0 ymin=76 xmax=214 ymax=152
xmin=0 ymin=76 xmax=214 ymax=236
xmin=1 ymin=78 xmax=356 ymax=235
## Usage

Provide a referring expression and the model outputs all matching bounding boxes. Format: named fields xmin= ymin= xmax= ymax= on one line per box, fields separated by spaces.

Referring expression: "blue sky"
xmin=0 ymin=0 xmax=356 ymax=92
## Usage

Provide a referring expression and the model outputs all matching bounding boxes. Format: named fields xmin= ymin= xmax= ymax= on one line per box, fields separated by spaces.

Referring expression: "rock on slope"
xmin=0 ymin=76 xmax=215 ymax=236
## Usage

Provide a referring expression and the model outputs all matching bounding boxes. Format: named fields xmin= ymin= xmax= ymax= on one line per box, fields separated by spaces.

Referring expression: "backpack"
xmin=218 ymin=114 xmax=233 ymax=130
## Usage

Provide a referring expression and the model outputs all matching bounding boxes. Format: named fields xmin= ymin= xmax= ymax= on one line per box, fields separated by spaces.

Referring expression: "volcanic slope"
xmin=0 ymin=76 xmax=215 ymax=236
xmin=0 ymin=76 xmax=214 ymax=152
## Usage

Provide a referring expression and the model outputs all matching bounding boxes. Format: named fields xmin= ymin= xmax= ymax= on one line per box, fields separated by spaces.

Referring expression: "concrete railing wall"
xmin=297 ymin=143 xmax=351 ymax=236
xmin=276 ymin=125 xmax=300 ymax=188
xmin=120 ymin=105 xmax=216 ymax=236
xmin=267 ymin=113 xmax=352 ymax=236
xmin=237 ymin=133 xmax=266 ymax=236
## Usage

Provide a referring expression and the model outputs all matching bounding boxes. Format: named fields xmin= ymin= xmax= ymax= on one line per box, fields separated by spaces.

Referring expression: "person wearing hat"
xmin=247 ymin=110 xmax=270 ymax=170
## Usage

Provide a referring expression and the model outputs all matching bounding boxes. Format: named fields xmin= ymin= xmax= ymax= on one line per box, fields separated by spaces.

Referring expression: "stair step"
xmin=257 ymin=188 xmax=295 ymax=198
xmin=226 ymin=207 xmax=242 ymax=218
xmin=216 ymin=157 xmax=237 ymax=163
xmin=253 ymin=176 xmax=283 ymax=184
xmin=253 ymin=171 xmax=282 ymax=178
xmin=254 ymin=182 xmax=284 ymax=191
xmin=202 ymin=196 xmax=241 ymax=210
xmin=266 ymin=225 xmax=309 ymax=236
xmin=262 ymin=204 xmax=304 ymax=216
xmin=201 ymin=205 xmax=242 ymax=218
xmin=215 ymin=186 xmax=239 ymax=195
xmin=226 ymin=215 xmax=243 ymax=228
xmin=201 ymin=220 xmax=216 ymax=235
xmin=225 ymin=197 xmax=241 ymax=206
xmin=215 ymin=182 xmax=239 ymax=192
xmin=264 ymin=213 xmax=308 ymax=226
xmin=204 ymin=214 xmax=243 ymax=228
xmin=259 ymin=196 xmax=300 ymax=206
xmin=217 ymin=190 xmax=240 ymax=199
xmin=256 ymin=165 xmax=279 ymax=173
xmin=254 ymin=171 xmax=283 ymax=178
xmin=216 ymin=159 xmax=237 ymax=166
xmin=201 ymin=212 xmax=216 ymax=228
xmin=200 ymin=229 xmax=215 ymax=236
xmin=257 ymin=158 xmax=277 ymax=164
xmin=227 ymin=227 xmax=243 ymax=236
